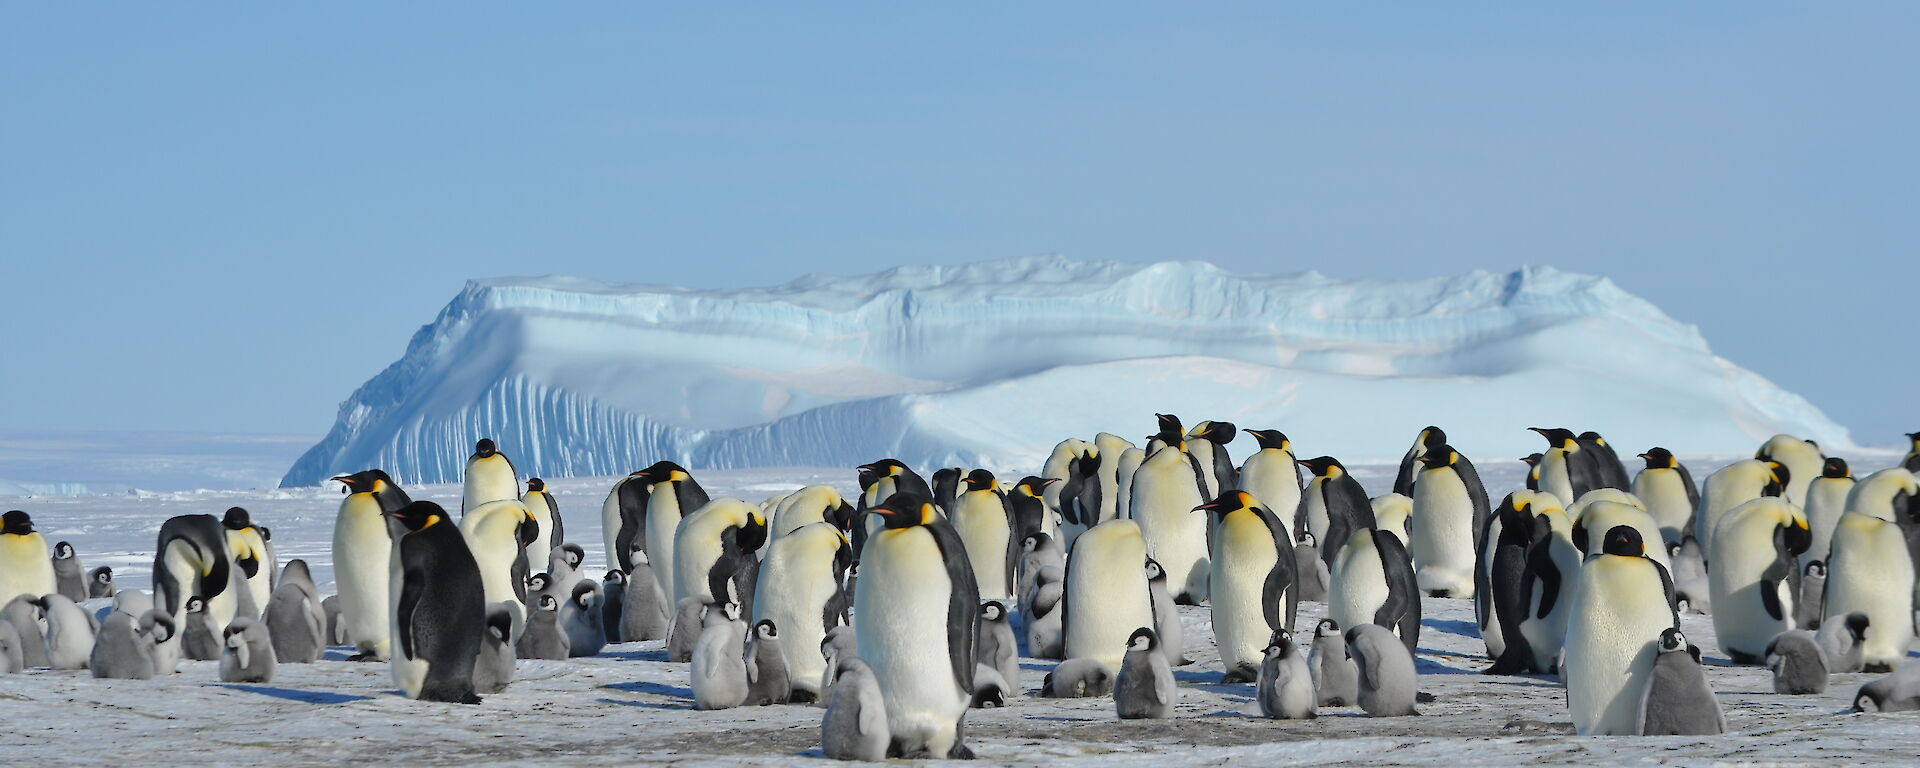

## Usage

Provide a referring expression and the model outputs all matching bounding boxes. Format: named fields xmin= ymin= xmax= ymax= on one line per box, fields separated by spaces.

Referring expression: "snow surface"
xmin=280 ymin=257 xmax=1855 ymax=487
xmin=5 ymin=464 xmax=1917 ymax=766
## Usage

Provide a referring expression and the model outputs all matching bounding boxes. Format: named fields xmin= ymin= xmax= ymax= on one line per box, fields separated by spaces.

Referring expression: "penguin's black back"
xmin=397 ymin=521 xmax=487 ymax=704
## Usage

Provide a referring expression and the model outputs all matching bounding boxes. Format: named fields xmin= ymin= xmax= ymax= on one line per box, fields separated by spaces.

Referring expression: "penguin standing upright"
xmin=622 ymin=550 xmax=671 ymax=642
xmin=745 ymin=619 xmax=791 ymax=706
xmin=1408 ymin=445 xmax=1489 ymax=598
xmin=1825 ymin=490 xmax=1917 ymax=671
xmin=1197 ymin=491 xmax=1295 ymax=682
xmin=1186 ymin=420 xmax=1239 ymax=495
xmin=948 ymin=470 xmax=1017 ymax=602
xmin=1309 ymin=618 xmax=1357 ymax=707
xmin=1563 ymin=526 xmax=1678 ymax=735
xmin=1092 ymin=432 xmax=1135 ymax=525
xmin=691 ymin=600 xmax=750 ymax=711
xmin=1143 ymin=558 xmax=1188 ymax=667
xmin=601 ymin=474 xmax=641 ymax=573
xmin=821 ymin=657 xmax=891 ymax=762
xmin=1239 ymin=429 xmax=1301 ymax=523
xmin=263 ymin=580 xmax=324 ymax=664
xmin=1756 ymin=434 xmax=1824 ymax=513
xmin=1113 ymin=627 xmax=1175 ymax=719
xmin=1129 ymin=418 xmax=1213 ymax=603
xmin=1063 ymin=519 xmax=1155 ymax=671
xmin=1477 ymin=492 xmax=1543 ymax=668
xmin=672 ymin=498 xmax=769 ymax=620
xmin=1328 ymin=512 xmax=1420 ymax=655
xmin=471 ymin=605 xmax=516 ymax=694
xmin=1529 ymin=428 xmax=1597 ymax=507
xmin=1391 ymin=426 xmax=1447 ymax=497
xmin=1640 ymin=627 xmax=1725 ymax=734
xmin=1803 ymin=458 xmax=1856 ymax=565
xmin=1346 ymin=623 xmax=1419 ymax=717
xmin=1256 ymin=628 xmax=1316 ymax=719
xmin=637 ymin=461 xmax=711 ymax=605
xmin=152 ymin=514 xmax=234 ymax=643
xmin=1293 ymin=531 xmax=1330 ymax=602
xmin=1631 ymin=449 xmax=1699 ymax=546
xmin=854 ymin=495 xmax=978 ymax=759
xmin=1512 ymin=501 xmax=1583 ymax=674
xmin=753 ymin=521 xmax=851 ymax=703
xmin=1006 ymin=476 xmax=1058 ymax=546
xmin=40 ymin=593 xmax=95 ymax=670
xmin=1053 ymin=443 xmax=1101 ymax=547
xmin=1298 ymin=457 xmax=1376 ymax=570
xmin=1708 ymin=497 xmax=1810 ymax=663
xmin=387 ymin=501 xmax=486 ymax=704
xmin=461 ymin=439 xmax=519 ymax=517
xmin=559 ymin=581 xmax=607 ymax=657
xmin=331 ymin=470 xmax=409 ymax=660
xmin=0 ymin=511 xmax=56 ymax=607
xmin=1520 ymin=454 xmax=1544 ymax=492
xmin=459 ymin=498 xmax=540 ymax=638
xmin=770 ymin=485 xmax=855 ymax=541
xmin=87 ymin=567 xmax=115 ymax=599
xmin=521 ymin=478 xmax=564 ymax=566
xmin=974 ymin=602 xmax=1020 ymax=703
xmin=50 ymin=542 xmax=85 ymax=603
xmin=1576 ymin=431 xmax=1630 ymax=491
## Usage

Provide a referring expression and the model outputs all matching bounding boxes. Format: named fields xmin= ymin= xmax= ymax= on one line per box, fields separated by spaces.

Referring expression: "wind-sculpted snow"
xmin=283 ymin=256 xmax=1852 ymax=486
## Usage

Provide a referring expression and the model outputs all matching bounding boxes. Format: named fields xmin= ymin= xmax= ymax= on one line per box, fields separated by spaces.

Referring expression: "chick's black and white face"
xmin=55 ymin=543 xmax=73 ymax=559
xmin=1144 ymin=561 xmax=1162 ymax=580
xmin=1660 ymin=629 xmax=1687 ymax=652
xmin=982 ymin=603 xmax=1004 ymax=622
xmin=757 ymin=620 xmax=777 ymax=639
xmin=1317 ymin=619 xmax=1339 ymax=637
xmin=538 ymin=595 xmax=559 ymax=612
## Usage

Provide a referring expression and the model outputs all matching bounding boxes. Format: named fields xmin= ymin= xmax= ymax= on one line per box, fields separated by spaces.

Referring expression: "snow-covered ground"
xmin=3 ymin=465 xmax=1916 ymax=766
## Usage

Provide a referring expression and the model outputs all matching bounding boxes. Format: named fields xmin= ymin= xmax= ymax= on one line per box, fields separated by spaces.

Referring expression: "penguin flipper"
xmin=1371 ymin=530 xmax=1418 ymax=631
xmin=1260 ymin=507 xmax=1297 ymax=632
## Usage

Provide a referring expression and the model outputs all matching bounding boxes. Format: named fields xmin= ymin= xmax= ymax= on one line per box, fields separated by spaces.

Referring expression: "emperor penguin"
xmin=1477 ymin=492 xmax=1544 ymax=667
xmin=517 ymin=594 xmax=570 ymax=660
xmin=41 ymin=593 xmax=95 ymax=670
xmin=1092 ymin=432 xmax=1135 ymax=525
xmin=331 ymin=470 xmax=409 ymax=660
xmin=219 ymin=615 xmax=275 ymax=683
xmin=1575 ymin=431 xmax=1631 ymax=491
xmin=853 ymin=494 xmax=979 ymax=759
xmin=89 ymin=610 xmax=160 ymax=680
xmin=51 ymin=541 xmax=86 ymax=603
xmin=621 ymin=549 xmax=672 ymax=642
xmin=1696 ymin=458 xmax=1788 ymax=558
xmin=930 ymin=467 xmax=963 ymax=511
xmin=1708 ymin=497 xmax=1810 ymax=663
xmin=1371 ymin=493 xmax=1412 ymax=545
xmin=152 ymin=513 xmax=234 ymax=643
xmin=1256 ymin=628 xmax=1316 ymax=719
xmin=87 ymin=566 xmax=115 ymax=599
xmin=1669 ymin=536 xmax=1712 ymax=614
xmin=1129 ymin=420 xmax=1214 ymax=603
xmin=637 ymin=460 xmax=711 ymax=606
xmin=1024 ymin=564 xmax=1066 ymax=659
xmin=1528 ymin=428 xmax=1595 ymax=507
xmin=1520 ymin=454 xmax=1543 ymax=492
xmin=460 ymin=497 xmax=540 ymax=638
xmin=817 ymin=624 xmax=859 ymax=703
xmin=1906 ymin=431 xmax=1920 ymax=468
xmin=1054 ymin=447 xmax=1101 ymax=548
xmin=1803 ymin=458 xmax=1856 ymax=565
xmin=855 ymin=458 xmax=934 ymax=513
xmin=1511 ymin=501 xmax=1583 ymax=674
xmin=471 ymin=604 xmax=516 ymax=694
xmin=521 ymin=478 xmax=564 ymax=566
xmin=1186 ymin=420 xmax=1239 ymax=495
xmin=560 ymin=580 xmax=607 ymax=657
xmin=949 ymin=469 xmax=1017 ymax=602
xmin=672 ymin=498 xmax=769 ymax=621
xmin=1409 ymin=445 xmax=1489 ymax=598
xmin=667 ymin=595 xmax=706 ymax=663
xmin=1569 ymin=497 xmax=1669 ymax=569
xmin=0 ymin=615 xmax=22 ymax=674
xmin=0 ymin=511 xmax=57 ymax=607
xmin=1632 ymin=448 xmax=1699 ymax=546
xmin=1 ymin=595 xmax=47 ymax=668
xmin=974 ymin=601 xmax=1020 ymax=702
xmin=1007 ymin=476 xmax=1059 ymax=545
xmin=1765 ymin=629 xmax=1829 ymax=694
xmin=753 ymin=521 xmax=851 ymax=702
xmin=1817 ymin=611 xmax=1869 ymax=673
xmin=601 ymin=474 xmax=642 ymax=573
xmin=182 ymin=596 xmax=221 ymax=660
xmin=1293 ymin=531 xmax=1329 ymax=603
xmin=1756 ymin=434 xmax=1824 ymax=513
xmin=1016 ymin=532 xmax=1065 ymax=609
xmin=263 ymin=581 xmax=324 ymax=663
xmin=221 ymin=507 xmax=274 ymax=620
xmin=1563 ymin=526 xmax=1678 ymax=735
xmin=1143 ymin=557 xmax=1188 ymax=667
xmin=821 ymin=657 xmax=891 ymax=762
xmin=461 ymin=438 xmax=520 ymax=517
xmin=771 ymin=485 xmax=855 ymax=542
xmin=1795 ymin=561 xmax=1826 ymax=629
xmin=1391 ymin=426 xmax=1448 ymax=497
xmin=387 ymin=500 xmax=487 ymax=704
xmin=1114 ymin=627 xmax=1176 ymax=719
xmin=600 ymin=569 xmax=626 ymax=640
xmin=1197 ymin=491 xmax=1296 ymax=683
xmin=1063 ymin=519 xmax=1154 ymax=671
xmin=1239 ymin=429 xmax=1302 ymax=525
xmin=1328 ymin=514 xmax=1420 ymax=656
xmin=1640 ymin=627 xmax=1725 ymax=734
xmin=1824 ymin=500 xmax=1917 ymax=671
xmin=745 ymin=618 xmax=791 ymax=706
xmin=691 ymin=600 xmax=749 ymax=710
xmin=1114 ymin=447 xmax=1147 ymax=521
xmin=1853 ymin=660 xmax=1920 ymax=712
xmin=1044 ymin=657 xmax=1114 ymax=697
xmin=1298 ymin=457 xmax=1376 ymax=570
xmin=1042 ymin=439 xmax=1092 ymax=526
xmin=1346 ymin=623 xmax=1419 ymax=717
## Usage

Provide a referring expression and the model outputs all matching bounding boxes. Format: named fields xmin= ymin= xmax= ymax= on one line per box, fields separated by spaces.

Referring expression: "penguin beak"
xmin=1040 ymin=478 xmax=1060 ymax=487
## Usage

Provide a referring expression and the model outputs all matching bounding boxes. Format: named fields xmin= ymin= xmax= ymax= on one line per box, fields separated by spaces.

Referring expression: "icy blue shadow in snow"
xmin=599 ymin=649 xmax=669 ymax=662
xmin=1421 ymin=618 xmax=1478 ymax=638
xmin=600 ymin=680 xmax=694 ymax=699
xmin=595 ymin=697 xmax=684 ymax=711
xmin=213 ymin=684 xmax=374 ymax=704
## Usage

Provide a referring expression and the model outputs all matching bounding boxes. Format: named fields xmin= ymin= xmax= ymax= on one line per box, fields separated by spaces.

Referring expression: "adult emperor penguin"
xmin=1563 ymin=526 xmax=1678 ymax=735
xmin=1239 ymin=429 xmax=1302 ymax=528
xmin=1477 ymin=491 xmax=1548 ymax=669
xmin=1570 ymin=497 xmax=1669 ymax=569
xmin=1528 ymin=428 xmax=1595 ymax=507
xmin=1093 ymin=432 xmax=1136 ymax=523
xmin=51 ymin=541 xmax=85 ymax=603
xmin=153 ymin=513 xmax=234 ymax=640
xmin=1520 ymin=454 xmax=1543 ymax=492
xmin=949 ymin=469 xmax=1017 ymax=602
xmin=1063 ymin=518 xmax=1155 ymax=671
xmin=673 ymin=498 xmax=769 ymax=620
xmin=222 ymin=507 xmax=273 ymax=620
xmin=1186 ymin=420 xmax=1239 ymax=495
xmin=1756 ymin=434 xmax=1824 ymax=513
xmin=1409 ymin=445 xmax=1489 ymax=598
xmin=1512 ymin=500 xmax=1583 ymax=674
xmin=856 ymin=459 xmax=934 ymax=512
xmin=1129 ymin=421 xmax=1214 ymax=603
xmin=1328 ymin=511 xmax=1420 ymax=655
xmin=461 ymin=438 xmax=520 ymax=517
xmin=0 ymin=511 xmax=55 ymax=607
xmin=854 ymin=494 xmax=979 ymax=759
xmin=1631 ymin=448 xmax=1699 ymax=546
xmin=387 ymin=500 xmax=486 ymax=704
xmin=1371 ymin=493 xmax=1412 ymax=545
xmin=1825 ymin=491 xmax=1917 ymax=671
xmin=521 ymin=478 xmax=564 ymax=566
xmin=1114 ymin=447 xmax=1147 ymax=521
xmin=1696 ymin=458 xmax=1788 ymax=557
xmin=1007 ymin=476 xmax=1058 ymax=545
xmin=1197 ymin=491 xmax=1296 ymax=682
xmin=459 ymin=498 xmax=541 ymax=638
xmin=332 ymin=469 xmax=410 ymax=660
xmin=1042 ymin=439 xmax=1094 ymax=535
xmin=1576 ymin=431 xmax=1631 ymax=491
xmin=1708 ymin=497 xmax=1810 ymax=663
xmin=1803 ymin=458 xmax=1856 ymax=565
xmin=753 ymin=521 xmax=852 ymax=703
xmin=636 ymin=460 xmax=710 ymax=605
xmin=771 ymin=485 xmax=855 ymax=541
xmin=601 ymin=474 xmax=640 ymax=573
xmin=1391 ymin=426 xmax=1447 ymax=497
xmin=1299 ymin=456 xmax=1376 ymax=570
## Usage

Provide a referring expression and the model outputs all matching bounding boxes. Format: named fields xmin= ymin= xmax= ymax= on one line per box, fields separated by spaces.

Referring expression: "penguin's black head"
xmin=1143 ymin=557 xmax=1165 ymax=582
xmin=1529 ymin=427 xmax=1579 ymax=451
xmin=526 ymin=477 xmax=545 ymax=493
xmin=981 ymin=601 xmax=1006 ymax=622
xmin=870 ymin=493 xmax=938 ymax=530
xmin=1638 ymin=447 xmax=1676 ymax=469
xmin=1658 ymin=627 xmax=1687 ymax=653
xmin=1316 ymin=618 xmax=1340 ymax=637
xmin=1246 ymin=429 xmax=1292 ymax=451
xmin=1666 ymin=540 xmax=1684 ymax=558
xmin=570 ymin=580 xmax=597 ymax=608
xmin=1193 ymin=420 xmax=1237 ymax=444
xmin=1194 ymin=491 xmax=1258 ymax=518
xmin=222 ymin=507 xmax=252 ymax=531
xmin=1805 ymin=560 xmax=1826 ymax=578
xmin=1154 ymin=413 xmax=1184 ymax=436
xmin=54 ymin=541 xmax=74 ymax=559
xmin=1417 ymin=426 xmax=1448 ymax=451
xmin=142 ymin=611 xmax=175 ymax=643
xmin=605 ymin=569 xmax=625 ymax=584
xmin=1844 ymin=611 xmax=1870 ymax=641
xmin=1907 ymin=431 xmax=1920 ymax=449
xmin=756 ymin=618 xmax=777 ymax=638
xmin=634 ymin=460 xmax=692 ymax=484
xmin=964 ymin=468 xmax=996 ymax=491
xmin=386 ymin=501 xmax=449 ymax=533
xmin=93 ymin=567 xmax=113 ymax=584
xmin=1015 ymin=476 xmax=1057 ymax=496
xmin=1266 ymin=628 xmax=1295 ymax=655
xmin=1300 ymin=456 xmax=1345 ymax=478
xmin=1822 ymin=457 xmax=1850 ymax=479
xmin=1579 ymin=431 xmax=1607 ymax=446
xmin=473 ymin=438 xmax=498 ymax=458
xmin=2 ymin=510 xmax=34 ymax=536
xmin=860 ymin=459 xmax=910 ymax=477
xmin=259 ymin=526 xmax=272 ymax=542
xmin=1297 ymin=530 xmax=1316 ymax=547
xmin=1416 ymin=445 xmax=1459 ymax=470
xmin=1762 ymin=461 xmax=1791 ymax=497
xmin=186 ymin=596 xmax=207 ymax=614
xmin=1520 ymin=453 xmax=1543 ymax=467
xmin=537 ymin=594 xmax=559 ymax=612
xmin=1022 ymin=532 xmax=1047 ymax=552
xmin=1127 ymin=627 xmax=1158 ymax=651
xmin=1601 ymin=525 xmax=1645 ymax=557
xmin=562 ymin=543 xmax=586 ymax=569
xmin=528 ymin=573 xmax=552 ymax=592
xmin=332 ymin=469 xmax=393 ymax=495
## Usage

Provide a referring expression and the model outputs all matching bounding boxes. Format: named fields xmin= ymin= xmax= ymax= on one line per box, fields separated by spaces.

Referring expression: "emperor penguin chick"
xmin=691 ymin=601 xmax=750 ymax=711
xmin=1113 ymin=628 xmax=1175 ymax=719
xmin=219 ymin=616 xmax=276 ymax=683
xmin=1257 ymin=628 xmax=1317 ymax=719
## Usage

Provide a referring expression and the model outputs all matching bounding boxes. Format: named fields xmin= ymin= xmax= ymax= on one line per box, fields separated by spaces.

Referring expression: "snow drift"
xmin=281 ymin=256 xmax=1853 ymax=486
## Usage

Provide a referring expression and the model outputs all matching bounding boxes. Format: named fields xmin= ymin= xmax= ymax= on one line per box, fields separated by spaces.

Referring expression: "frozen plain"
xmin=3 ymin=464 xmax=1917 ymax=766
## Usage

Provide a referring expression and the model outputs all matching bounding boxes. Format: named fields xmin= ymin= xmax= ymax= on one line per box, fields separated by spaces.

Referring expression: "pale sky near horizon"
xmin=2 ymin=4 xmax=1914 ymax=443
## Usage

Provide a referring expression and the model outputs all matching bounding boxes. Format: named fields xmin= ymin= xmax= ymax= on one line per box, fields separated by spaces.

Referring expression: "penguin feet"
xmin=1864 ymin=662 xmax=1894 ymax=674
xmin=946 ymin=743 xmax=975 ymax=760
xmin=788 ymin=690 xmax=818 ymax=705
xmin=1416 ymin=691 xmax=1437 ymax=704
xmin=344 ymin=653 xmax=380 ymax=663
xmin=1219 ymin=664 xmax=1259 ymax=684
xmin=1173 ymin=594 xmax=1199 ymax=606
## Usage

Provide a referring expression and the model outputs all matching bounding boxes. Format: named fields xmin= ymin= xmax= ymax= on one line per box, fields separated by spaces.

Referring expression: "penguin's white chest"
xmin=1330 ymin=534 xmax=1388 ymax=632
xmin=855 ymin=528 xmax=965 ymax=752
xmin=647 ymin=493 xmax=685 ymax=603
xmin=951 ymin=493 xmax=1012 ymax=600
xmin=1211 ymin=514 xmax=1279 ymax=668
xmin=1564 ymin=557 xmax=1670 ymax=735
xmin=0 ymin=534 xmax=54 ymax=604
xmin=1410 ymin=470 xmax=1475 ymax=596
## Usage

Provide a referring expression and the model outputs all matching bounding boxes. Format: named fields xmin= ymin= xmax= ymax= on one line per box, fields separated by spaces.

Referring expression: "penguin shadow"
xmin=1172 ymin=669 xmax=1255 ymax=699
xmin=597 ymin=679 xmax=694 ymax=709
xmin=211 ymin=684 xmax=374 ymax=705
xmin=1420 ymin=618 xmax=1479 ymax=639
xmin=1412 ymin=649 xmax=1482 ymax=676
xmin=599 ymin=648 xmax=670 ymax=663
xmin=320 ymin=647 xmax=357 ymax=662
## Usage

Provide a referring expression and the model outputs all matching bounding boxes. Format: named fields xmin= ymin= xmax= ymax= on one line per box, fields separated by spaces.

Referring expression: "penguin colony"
xmin=6 ymin=427 xmax=1920 ymax=755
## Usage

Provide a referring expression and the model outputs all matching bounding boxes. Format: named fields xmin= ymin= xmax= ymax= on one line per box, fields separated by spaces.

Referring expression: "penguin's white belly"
xmin=386 ymin=559 xmax=429 ymax=697
xmin=754 ymin=555 xmax=834 ymax=694
xmin=1329 ymin=537 xmax=1388 ymax=634
xmin=1211 ymin=518 xmax=1278 ymax=670
xmin=335 ymin=506 xmax=393 ymax=656
xmin=1410 ymin=475 xmax=1475 ymax=597
xmin=1707 ymin=530 xmax=1791 ymax=659
xmin=1239 ymin=456 xmax=1299 ymax=536
xmin=1132 ymin=469 xmax=1209 ymax=601
xmin=674 ymin=528 xmax=725 ymax=608
xmin=856 ymin=529 xmax=965 ymax=756
xmin=1633 ymin=471 xmax=1692 ymax=541
xmin=1064 ymin=524 xmax=1153 ymax=670
xmin=463 ymin=463 xmax=519 ymax=515
xmin=600 ymin=485 xmax=624 ymax=568
xmin=0 ymin=536 xmax=54 ymax=606
xmin=1564 ymin=557 xmax=1670 ymax=735
xmin=1477 ymin=520 xmax=1507 ymax=659
xmin=1802 ymin=481 xmax=1852 ymax=564
xmin=525 ymin=499 xmax=555 ymax=566
xmin=647 ymin=497 xmax=683 ymax=606
xmin=1826 ymin=519 xmax=1916 ymax=667
xmin=951 ymin=496 xmax=1012 ymax=601
xmin=1518 ymin=548 xmax=1580 ymax=670
xmin=1540 ymin=457 xmax=1575 ymax=508
xmin=1302 ymin=490 xmax=1330 ymax=546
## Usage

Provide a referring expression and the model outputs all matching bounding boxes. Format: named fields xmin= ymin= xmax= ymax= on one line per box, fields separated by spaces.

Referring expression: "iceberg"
xmin=280 ymin=256 xmax=1854 ymax=486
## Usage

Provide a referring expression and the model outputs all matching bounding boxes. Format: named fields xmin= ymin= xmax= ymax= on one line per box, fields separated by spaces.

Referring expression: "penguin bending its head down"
xmin=89 ymin=610 xmax=164 ymax=680
xmin=855 ymin=494 xmax=979 ymax=759
xmin=386 ymin=501 xmax=487 ymax=704
xmin=1815 ymin=612 xmax=1870 ymax=673
xmin=1765 ymin=629 xmax=1829 ymax=695
xmin=1853 ymin=660 xmax=1920 ymax=712
xmin=1309 ymin=619 xmax=1357 ymax=708
xmin=219 ymin=616 xmax=275 ymax=683
xmin=471 ymin=603 xmax=516 ymax=694
xmin=1114 ymin=627 xmax=1175 ymax=719
xmin=1346 ymin=623 xmax=1418 ymax=717
xmin=821 ymin=657 xmax=890 ymax=761
xmin=1042 ymin=657 xmax=1114 ymax=698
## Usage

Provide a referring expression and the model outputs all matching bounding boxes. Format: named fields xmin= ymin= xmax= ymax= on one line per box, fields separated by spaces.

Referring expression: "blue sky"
xmin=2 ymin=4 xmax=1914 ymax=442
